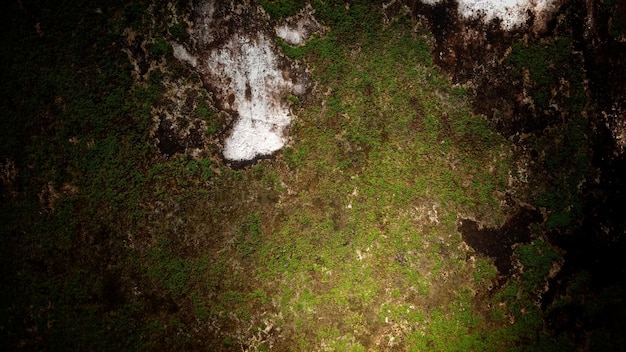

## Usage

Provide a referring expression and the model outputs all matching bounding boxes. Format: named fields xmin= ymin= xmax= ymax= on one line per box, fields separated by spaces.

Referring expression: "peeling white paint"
xmin=421 ymin=0 xmax=559 ymax=30
xmin=172 ymin=1 xmax=312 ymax=163
xmin=274 ymin=4 xmax=323 ymax=46
xmin=276 ymin=25 xmax=307 ymax=46
xmin=420 ymin=0 xmax=442 ymax=5
xmin=203 ymin=33 xmax=295 ymax=161
xmin=459 ymin=0 xmax=557 ymax=29
xmin=171 ymin=42 xmax=197 ymax=68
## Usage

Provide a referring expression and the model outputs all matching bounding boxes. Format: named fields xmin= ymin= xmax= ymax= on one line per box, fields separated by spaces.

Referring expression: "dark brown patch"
xmin=155 ymin=115 xmax=206 ymax=157
xmin=459 ymin=207 xmax=543 ymax=276
xmin=245 ymin=82 xmax=252 ymax=100
xmin=156 ymin=117 xmax=185 ymax=156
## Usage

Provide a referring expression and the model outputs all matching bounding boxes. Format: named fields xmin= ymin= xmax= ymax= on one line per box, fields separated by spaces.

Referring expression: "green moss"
xmin=533 ymin=115 xmax=593 ymax=228
xmin=474 ymin=257 xmax=498 ymax=286
xmin=123 ymin=1 xmax=148 ymax=28
xmin=0 ymin=0 xmax=600 ymax=350
xmin=276 ymin=37 xmax=306 ymax=60
xmin=147 ymin=239 xmax=193 ymax=295
xmin=507 ymin=37 xmax=592 ymax=228
xmin=169 ymin=22 xmax=187 ymax=40
xmin=287 ymin=94 xmax=301 ymax=105
xmin=237 ymin=213 xmax=263 ymax=257
xmin=506 ymin=38 xmax=582 ymax=110
xmin=150 ymin=36 xmax=173 ymax=57
xmin=516 ymin=239 xmax=562 ymax=291
xmin=260 ymin=0 xmax=305 ymax=19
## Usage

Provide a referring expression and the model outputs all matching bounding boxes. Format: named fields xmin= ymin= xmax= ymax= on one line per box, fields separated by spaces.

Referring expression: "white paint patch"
xmin=172 ymin=34 xmax=303 ymax=162
xmin=205 ymin=33 xmax=295 ymax=161
xmin=421 ymin=0 xmax=559 ymax=30
xmin=276 ymin=25 xmax=307 ymax=46
xmin=171 ymin=42 xmax=197 ymax=68
xmin=458 ymin=0 xmax=557 ymax=29
xmin=171 ymin=1 xmax=314 ymax=163
xmin=274 ymin=4 xmax=323 ymax=46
